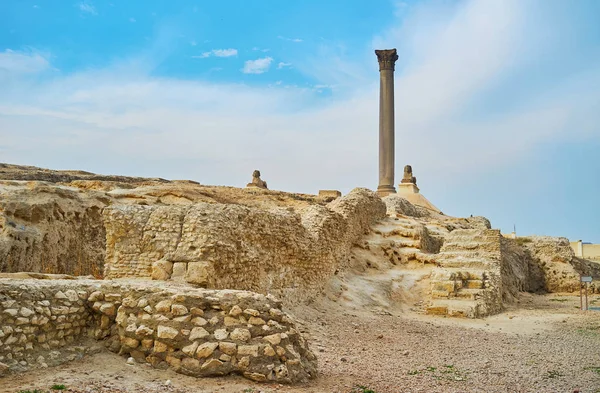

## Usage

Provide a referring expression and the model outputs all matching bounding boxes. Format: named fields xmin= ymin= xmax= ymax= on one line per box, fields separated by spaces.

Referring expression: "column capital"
xmin=375 ymin=49 xmax=398 ymax=71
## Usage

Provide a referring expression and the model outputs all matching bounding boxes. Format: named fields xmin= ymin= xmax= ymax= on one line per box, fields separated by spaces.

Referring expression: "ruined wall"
xmin=0 ymin=279 xmax=94 ymax=375
xmin=103 ymin=188 xmax=386 ymax=302
xmin=0 ymin=182 xmax=108 ymax=277
xmin=0 ymin=278 xmax=316 ymax=383
xmin=520 ymin=236 xmax=583 ymax=293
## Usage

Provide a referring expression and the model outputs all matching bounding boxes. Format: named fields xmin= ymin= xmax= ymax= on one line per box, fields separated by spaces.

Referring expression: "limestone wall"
xmin=0 ymin=278 xmax=316 ymax=383
xmin=103 ymin=188 xmax=386 ymax=302
xmin=0 ymin=279 xmax=95 ymax=375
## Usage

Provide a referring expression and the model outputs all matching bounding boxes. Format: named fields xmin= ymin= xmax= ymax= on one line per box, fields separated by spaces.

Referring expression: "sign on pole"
xmin=581 ymin=276 xmax=593 ymax=283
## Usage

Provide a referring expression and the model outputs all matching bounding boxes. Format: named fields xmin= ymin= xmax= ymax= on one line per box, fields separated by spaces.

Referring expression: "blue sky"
xmin=1 ymin=0 xmax=599 ymax=242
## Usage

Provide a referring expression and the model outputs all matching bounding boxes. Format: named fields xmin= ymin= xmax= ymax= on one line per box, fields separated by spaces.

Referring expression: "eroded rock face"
xmin=0 ymin=182 xmax=108 ymax=276
xmin=103 ymin=188 xmax=386 ymax=303
xmin=0 ymin=279 xmax=316 ymax=383
xmin=519 ymin=236 xmax=586 ymax=293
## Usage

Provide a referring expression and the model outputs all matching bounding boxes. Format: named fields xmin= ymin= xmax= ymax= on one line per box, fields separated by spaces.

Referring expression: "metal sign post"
xmin=581 ymin=276 xmax=592 ymax=311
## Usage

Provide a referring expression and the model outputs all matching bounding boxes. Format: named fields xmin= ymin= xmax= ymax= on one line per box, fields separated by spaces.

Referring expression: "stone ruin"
xmin=1 ymin=163 xmax=599 ymax=384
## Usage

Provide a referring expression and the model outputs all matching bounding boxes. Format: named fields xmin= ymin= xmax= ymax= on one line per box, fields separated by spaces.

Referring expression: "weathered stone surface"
xmin=219 ymin=342 xmax=237 ymax=355
xmin=189 ymin=327 xmax=209 ymax=341
xmin=171 ymin=304 xmax=188 ymax=316
xmin=151 ymin=260 xmax=173 ymax=281
xmin=195 ymin=342 xmax=219 ymax=358
xmin=237 ymin=345 xmax=258 ymax=357
xmin=213 ymin=329 xmax=228 ymax=340
xmin=263 ymin=334 xmax=281 ymax=346
xmin=185 ymin=262 xmax=211 ymax=286
xmin=230 ymin=328 xmax=251 ymax=342
xmin=103 ymin=188 xmax=386 ymax=304
xmin=157 ymin=325 xmax=179 ymax=339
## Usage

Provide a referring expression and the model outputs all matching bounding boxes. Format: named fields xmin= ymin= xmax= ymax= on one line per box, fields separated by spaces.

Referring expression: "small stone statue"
xmin=247 ymin=170 xmax=268 ymax=189
xmin=401 ymin=165 xmax=417 ymax=185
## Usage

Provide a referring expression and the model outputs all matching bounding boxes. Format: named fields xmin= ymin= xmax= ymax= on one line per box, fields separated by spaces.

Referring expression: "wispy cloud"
xmin=0 ymin=49 xmax=50 ymax=75
xmin=212 ymin=49 xmax=237 ymax=57
xmin=192 ymin=48 xmax=238 ymax=59
xmin=242 ymin=57 xmax=273 ymax=74
xmin=129 ymin=17 xmax=136 ymax=23
xmin=190 ymin=40 xmax=197 ymax=46
xmin=192 ymin=52 xmax=211 ymax=59
xmin=277 ymin=36 xmax=303 ymax=43
xmin=277 ymin=62 xmax=292 ymax=69
xmin=252 ymin=47 xmax=270 ymax=53
xmin=77 ymin=1 xmax=97 ymax=15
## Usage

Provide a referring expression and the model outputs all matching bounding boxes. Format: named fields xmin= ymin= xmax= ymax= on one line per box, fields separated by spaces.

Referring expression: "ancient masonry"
xmin=0 ymin=279 xmax=316 ymax=382
xmin=103 ymin=188 xmax=386 ymax=303
xmin=428 ymin=229 xmax=504 ymax=318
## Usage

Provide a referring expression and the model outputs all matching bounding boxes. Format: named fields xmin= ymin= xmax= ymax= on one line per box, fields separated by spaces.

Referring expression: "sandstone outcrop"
xmin=0 ymin=181 xmax=108 ymax=276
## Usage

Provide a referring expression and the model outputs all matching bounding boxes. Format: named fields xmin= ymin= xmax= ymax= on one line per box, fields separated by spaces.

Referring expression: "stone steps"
xmin=426 ymin=229 xmax=503 ymax=318
xmin=426 ymin=299 xmax=481 ymax=318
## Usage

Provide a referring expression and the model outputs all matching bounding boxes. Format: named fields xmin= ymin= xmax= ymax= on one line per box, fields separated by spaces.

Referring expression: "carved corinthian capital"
xmin=375 ymin=49 xmax=399 ymax=71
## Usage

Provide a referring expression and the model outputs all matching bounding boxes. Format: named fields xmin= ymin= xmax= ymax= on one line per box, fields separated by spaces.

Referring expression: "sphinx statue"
xmin=247 ymin=170 xmax=268 ymax=189
xmin=401 ymin=165 xmax=417 ymax=185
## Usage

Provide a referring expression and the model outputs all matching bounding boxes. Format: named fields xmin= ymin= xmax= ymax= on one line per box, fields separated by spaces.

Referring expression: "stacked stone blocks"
xmin=0 ymin=279 xmax=316 ymax=383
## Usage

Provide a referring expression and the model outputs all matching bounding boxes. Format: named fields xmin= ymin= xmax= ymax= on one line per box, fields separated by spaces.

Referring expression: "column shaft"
xmin=378 ymin=69 xmax=395 ymax=193
xmin=375 ymin=49 xmax=398 ymax=196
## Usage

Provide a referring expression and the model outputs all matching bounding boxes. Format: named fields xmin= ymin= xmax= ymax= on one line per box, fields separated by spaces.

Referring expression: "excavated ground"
xmin=4 ymin=294 xmax=600 ymax=393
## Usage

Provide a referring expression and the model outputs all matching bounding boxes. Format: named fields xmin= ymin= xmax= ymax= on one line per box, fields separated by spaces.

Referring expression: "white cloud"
xmin=253 ymin=47 xmax=270 ymax=53
xmin=190 ymin=40 xmax=197 ymax=46
xmin=193 ymin=49 xmax=237 ymax=59
xmin=242 ymin=57 xmax=273 ymax=74
xmin=77 ymin=1 xmax=97 ymax=15
xmin=0 ymin=49 xmax=50 ymax=75
xmin=277 ymin=62 xmax=292 ymax=69
xmin=0 ymin=0 xmax=599 ymax=204
xmin=192 ymin=52 xmax=211 ymax=59
xmin=277 ymin=36 xmax=303 ymax=43
xmin=212 ymin=49 xmax=237 ymax=57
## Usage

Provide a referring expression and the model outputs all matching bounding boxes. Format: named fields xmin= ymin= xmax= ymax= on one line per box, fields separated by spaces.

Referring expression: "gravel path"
xmin=3 ymin=294 xmax=600 ymax=393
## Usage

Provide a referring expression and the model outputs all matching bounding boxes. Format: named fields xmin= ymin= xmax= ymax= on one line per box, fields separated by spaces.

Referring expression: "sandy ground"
xmin=3 ymin=293 xmax=600 ymax=393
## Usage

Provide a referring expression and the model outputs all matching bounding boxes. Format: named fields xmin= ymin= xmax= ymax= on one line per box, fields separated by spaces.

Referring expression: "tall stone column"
xmin=375 ymin=49 xmax=399 ymax=196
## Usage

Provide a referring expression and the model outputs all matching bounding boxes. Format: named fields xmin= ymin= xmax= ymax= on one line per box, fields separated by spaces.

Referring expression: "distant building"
xmin=570 ymin=240 xmax=600 ymax=261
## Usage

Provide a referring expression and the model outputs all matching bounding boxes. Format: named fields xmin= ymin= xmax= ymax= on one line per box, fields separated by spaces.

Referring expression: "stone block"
xmin=151 ymin=260 xmax=173 ymax=281
xmin=185 ymin=261 xmax=211 ymax=286
xmin=171 ymin=263 xmax=187 ymax=281
xmin=157 ymin=325 xmax=178 ymax=339
xmin=319 ymin=190 xmax=342 ymax=199
xmin=426 ymin=305 xmax=448 ymax=315
xmin=196 ymin=342 xmax=218 ymax=358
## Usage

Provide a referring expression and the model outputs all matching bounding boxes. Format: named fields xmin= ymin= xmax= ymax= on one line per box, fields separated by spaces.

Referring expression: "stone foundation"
xmin=0 ymin=278 xmax=316 ymax=383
